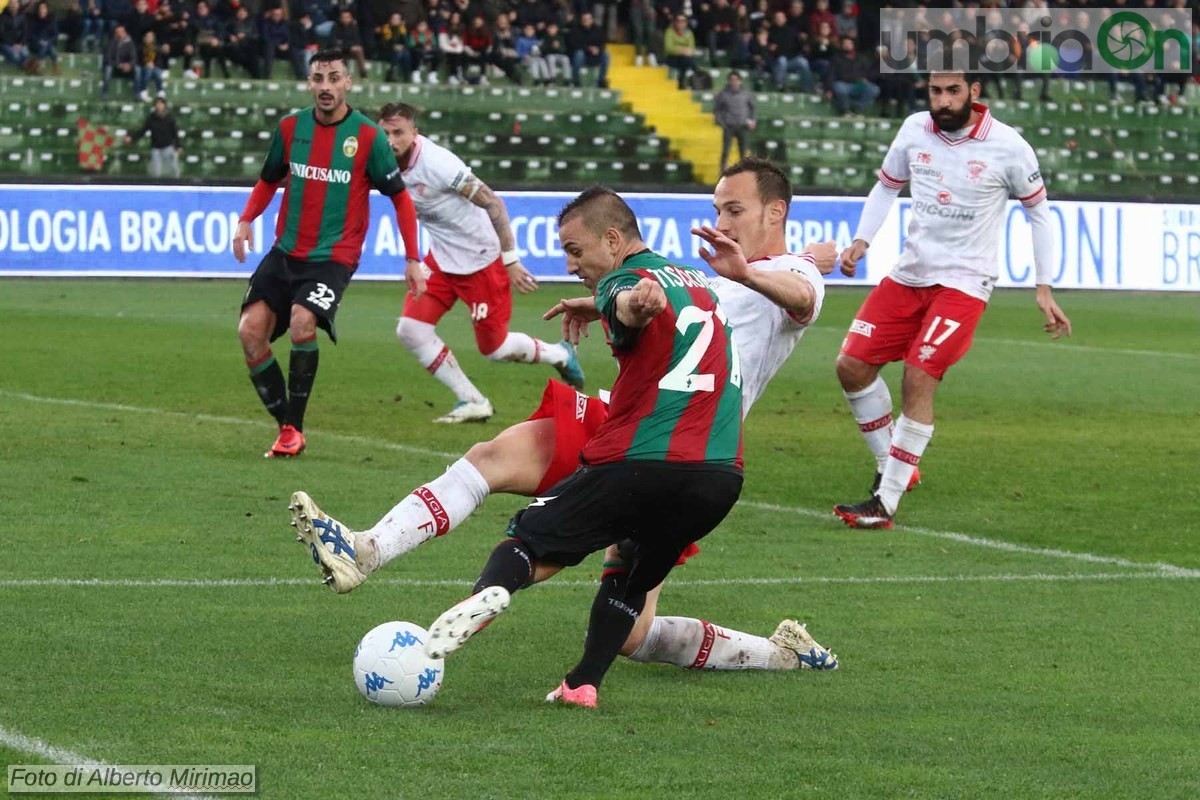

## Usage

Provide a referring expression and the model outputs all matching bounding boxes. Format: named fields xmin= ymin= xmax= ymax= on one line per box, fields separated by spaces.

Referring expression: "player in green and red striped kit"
xmin=233 ymin=48 xmax=420 ymax=459
xmin=424 ymin=187 xmax=745 ymax=707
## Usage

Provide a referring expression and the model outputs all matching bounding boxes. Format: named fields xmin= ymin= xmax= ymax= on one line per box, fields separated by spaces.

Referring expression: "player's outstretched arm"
xmin=692 ymin=225 xmax=818 ymax=321
xmin=841 ymin=179 xmax=902 ymax=276
xmin=543 ymin=296 xmax=600 ymax=344
xmin=460 ymin=174 xmax=538 ymax=294
xmin=615 ymin=278 xmax=668 ymax=328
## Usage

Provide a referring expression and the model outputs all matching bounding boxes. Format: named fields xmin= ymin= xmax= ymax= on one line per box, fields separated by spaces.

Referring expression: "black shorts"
xmin=510 ymin=461 xmax=743 ymax=595
xmin=241 ymin=248 xmax=353 ymax=343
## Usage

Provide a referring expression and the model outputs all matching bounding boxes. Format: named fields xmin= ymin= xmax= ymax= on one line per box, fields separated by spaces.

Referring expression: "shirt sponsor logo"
xmin=967 ymin=159 xmax=988 ymax=183
xmin=289 ymin=162 xmax=351 ymax=184
xmin=849 ymin=318 xmax=875 ymax=337
xmin=342 ymin=135 xmax=358 ymax=158
xmin=937 ymin=190 xmax=953 ymax=205
xmin=913 ymin=165 xmax=942 ymax=180
xmin=911 ymin=199 xmax=976 ymax=220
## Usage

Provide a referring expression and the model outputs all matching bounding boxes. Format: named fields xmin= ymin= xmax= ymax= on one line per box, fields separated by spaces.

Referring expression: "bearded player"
xmin=233 ymin=49 xmax=421 ymax=458
xmin=292 ymin=159 xmax=842 ymax=698
xmin=833 ymin=73 xmax=1071 ymax=529
xmin=378 ymin=103 xmax=585 ymax=424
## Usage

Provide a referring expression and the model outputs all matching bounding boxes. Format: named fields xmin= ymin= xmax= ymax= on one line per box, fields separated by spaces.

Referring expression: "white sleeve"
xmin=853 ymin=180 xmax=901 ymax=244
xmin=427 ymin=143 xmax=473 ymax=194
xmin=1005 ymin=138 xmax=1054 ymax=285
xmin=784 ymin=255 xmax=826 ymax=327
xmin=875 ymin=118 xmax=913 ymax=191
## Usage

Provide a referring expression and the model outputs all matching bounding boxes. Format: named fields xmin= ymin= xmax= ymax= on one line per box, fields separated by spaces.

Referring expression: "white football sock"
xmin=396 ymin=318 xmax=485 ymax=404
xmin=627 ymin=616 xmax=796 ymax=670
xmin=485 ymin=332 xmax=569 ymax=367
xmin=878 ymin=414 xmax=934 ymax=514
xmin=364 ymin=458 xmax=492 ymax=567
xmin=844 ymin=377 xmax=894 ymax=472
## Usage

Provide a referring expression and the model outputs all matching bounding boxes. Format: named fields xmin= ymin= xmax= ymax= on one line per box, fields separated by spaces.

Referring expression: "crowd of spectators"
xmin=0 ymin=0 xmax=1196 ymax=114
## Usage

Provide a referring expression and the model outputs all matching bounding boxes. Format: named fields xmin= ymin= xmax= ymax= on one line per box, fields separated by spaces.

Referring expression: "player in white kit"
xmin=833 ymin=73 xmax=1072 ymax=530
xmin=291 ymin=158 xmax=843 ymax=680
xmin=378 ymin=103 xmax=585 ymax=424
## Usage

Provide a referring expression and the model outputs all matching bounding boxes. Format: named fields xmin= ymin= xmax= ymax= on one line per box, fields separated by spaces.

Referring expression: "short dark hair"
xmin=929 ymin=70 xmax=982 ymax=87
xmin=310 ymin=48 xmax=349 ymax=71
xmin=378 ymin=102 xmax=419 ymax=123
xmin=721 ymin=156 xmax=792 ymax=211
xmin=557 ymin=186 xmax=641 ymax=240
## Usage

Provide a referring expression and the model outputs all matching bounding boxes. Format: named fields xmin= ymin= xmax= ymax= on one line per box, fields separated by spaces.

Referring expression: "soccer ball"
xmin=352 ymin=621 xmax=444 ymax=707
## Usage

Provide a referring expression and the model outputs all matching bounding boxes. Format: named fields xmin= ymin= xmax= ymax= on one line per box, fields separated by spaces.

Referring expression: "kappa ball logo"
xmin=937 ymin=190 xmax=953 ymax=205
xmin=342 ymin=135 xmax=358 ymax=158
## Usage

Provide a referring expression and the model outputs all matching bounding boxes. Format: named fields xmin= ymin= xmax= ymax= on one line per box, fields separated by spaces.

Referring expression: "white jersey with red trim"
xmin=401 ymin=135 xmax=499 ymax=275
xmin=711 ymin=253 xmax=826 ymax=418
xmin=874 ymin=104 xmax=1046 ymax=301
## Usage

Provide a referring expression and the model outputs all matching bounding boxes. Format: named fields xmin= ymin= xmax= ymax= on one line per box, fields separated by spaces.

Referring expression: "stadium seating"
xmin=1 ymin=54 xmax=1197 ymax=198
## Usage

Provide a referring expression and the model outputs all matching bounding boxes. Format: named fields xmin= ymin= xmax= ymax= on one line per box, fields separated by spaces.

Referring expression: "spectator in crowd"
xmin=835 ymin=1 xmax=858 ymax=40
xmin=807 ymin=0 xmax=835 ymax=39
xmin=808 ymin=19 xmax=835 ymax=85
xmin=127 ymin=0 xmax=155 ymax=46
xmin=260 ymin=6 xmax=292 ymax=78
xmin=540 ymin=19 xmax=570 ymax=83
xmin=515 ymin=0 xmax=552 ymax=34
xmin=80 ymin=0 xmax=106 ymax=53
xmin=1 ymin=2 xmax=32 ymax=72
xmin=567 ymin=10 xmax=607 ymax=87
xmin=768 ymin=10 xmax=810 ymax=91
xmin=408 ymin=18 xmax=439 ymax=83
xmin=876 ymin=38 xmax=920 ymax=118
xmin=126 ymin=97 xmax=181 ymax=178
xmin=747 ymin=0 xmax=768 ymax=32
xmin=463 ymin=14 xmax=492 ymax=80
xmin=330 ymin=7 xmax=369 ymax=77
xmin=705 ymin=0 xmax=735 ymax=62
xmin=225 ymin=4 xmax=262 ymax=78
xmin=378 ymin=12 xmax=412 ymax=82
xmin=825 ymin=35 xmax=878 ymax=116
xmin=289 ymin=10 xmax=318 ymax=77
xmin=60 ymin=0 xmax=85 ymax=54
xmin=516 ymin=22 xmax=550 ymax=84
xmin=437 ymin=10 xmax=467 ymax=84
xmin=192 ymin=0 xmax=228 ymax=77
xmin=138 ymin=29 xmax=167 ymax=100
xmin=746 ymin=25 xmax=771 ymax=91
xmin=490 ymin=14 xmax=522 ymax=84
xmin=101 ymin=22 xmax=138 ymax=95
xmin=104 ymin=0 xmax=133 ymax=36
xmin=155 ymin=0 xmax=194 ymax=74
xmin=663 ymin=13 xmax=696 ymax=90
xmin=729 ymin=27 xmax=753 ymax=72
xmin=26 ymin=1 xmax=61 ymax=75
xmin=714 ymin=70 xmax=755 ymax=171
xmin=629 ymin=0 xmax=655 ymax=66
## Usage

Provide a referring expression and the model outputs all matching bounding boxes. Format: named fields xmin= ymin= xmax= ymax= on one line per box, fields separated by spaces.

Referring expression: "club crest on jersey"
xmin=342 ymin=135 xmax=358 ymax=158
xmin=937 ymin=190 xmax=952 ymax=205
xmin=967 ymin=160 xmax=987 ymax=183
xmin=917 ymin=151 xmax=932 ymax=164
xmin=411 ymin=182 xmax=427 ymax=198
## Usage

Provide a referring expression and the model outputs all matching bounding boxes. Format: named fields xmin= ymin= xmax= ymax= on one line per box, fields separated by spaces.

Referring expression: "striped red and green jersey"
xmin=581 ymin=250 xmax=744 ymax=469
xmin=260 ymin=107 xmax=406 ymax=268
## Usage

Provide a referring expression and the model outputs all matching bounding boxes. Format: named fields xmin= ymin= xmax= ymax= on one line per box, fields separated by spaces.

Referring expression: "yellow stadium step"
xmin=608 ymin=44 xmax=721 ymax=187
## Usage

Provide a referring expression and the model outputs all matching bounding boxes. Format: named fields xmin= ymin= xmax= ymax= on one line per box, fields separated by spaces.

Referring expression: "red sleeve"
xmin=239 ymin=180 xmax=280 ymax=224
xmin=391 ymin=188 xmax=420 ymax=262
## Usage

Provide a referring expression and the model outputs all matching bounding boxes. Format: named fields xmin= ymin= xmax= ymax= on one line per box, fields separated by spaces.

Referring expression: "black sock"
xmin=472 ymin=538 xmax=535 ymax=596
xmin=249 ymin=353 xmax=288 ymax=426
xmin=286 ymin=341 xmax=319 ymax=431
xmin=564 ymin=570 xmax=646 ymax=690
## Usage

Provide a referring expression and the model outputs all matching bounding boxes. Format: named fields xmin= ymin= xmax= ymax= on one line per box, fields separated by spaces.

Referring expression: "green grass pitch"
xmin=2 ymin=278 xmax=1198 ymax=799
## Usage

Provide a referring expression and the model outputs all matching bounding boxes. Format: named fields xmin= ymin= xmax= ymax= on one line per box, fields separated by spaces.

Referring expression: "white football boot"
xmin=769 ymin=620 xmax=840 ymax=670
xmin=433 ymin=398 xmax=494 ymax=424
xmin=289 ymin=491 xmax=369 ymax=594
xmin=426 ymin=586 xmax=511 ymax=658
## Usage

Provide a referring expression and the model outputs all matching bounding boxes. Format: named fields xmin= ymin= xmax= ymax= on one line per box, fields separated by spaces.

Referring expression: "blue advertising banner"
xmin=1 ymin=184 xmax=1198 ymax=291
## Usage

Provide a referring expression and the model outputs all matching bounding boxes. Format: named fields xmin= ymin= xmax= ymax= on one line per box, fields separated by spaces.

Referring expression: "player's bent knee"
xmin=396 ymin=316 xmax=436 ymax=351
xmin=836 ymin=353 xmax=875 ymax=390
xmin=481 ymin=335 xmax=513 ymax=361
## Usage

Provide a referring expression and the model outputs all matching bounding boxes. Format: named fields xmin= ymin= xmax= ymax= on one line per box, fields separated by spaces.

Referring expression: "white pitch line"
xmin=3 ymin=389 xmax=1198 ymax=578
xmin=0 ymin=571 xmax=1193 ymax=590
xmin=738 ymin=500 xmax=1200 ymax=578
xmin=0 ymin=726 xmax=214 ymax=800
